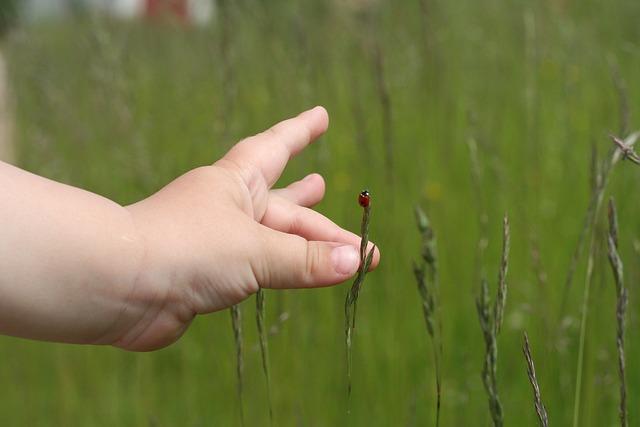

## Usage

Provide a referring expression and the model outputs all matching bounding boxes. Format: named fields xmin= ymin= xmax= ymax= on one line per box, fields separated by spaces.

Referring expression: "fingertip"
xmin=304 ymin=172 xmax=325 ymax=194
xmin=272 ymin=173 xmax=325 ymax=207
xmin=302 ymin=106 xmax=329 ymax=138
xmin=312 ymin=105 xmax=329 ymax=124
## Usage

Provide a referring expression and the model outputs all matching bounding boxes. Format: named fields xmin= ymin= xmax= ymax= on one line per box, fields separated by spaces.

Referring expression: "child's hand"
xmin=120 ymin=107 xmax=380 ymax=350
xmin=0 ymin=106 xmax=379 ymax=351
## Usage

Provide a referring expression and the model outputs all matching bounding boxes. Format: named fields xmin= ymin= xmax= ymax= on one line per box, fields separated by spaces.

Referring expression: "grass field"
xmin=2 ymin=1 xmax=640 ymax=425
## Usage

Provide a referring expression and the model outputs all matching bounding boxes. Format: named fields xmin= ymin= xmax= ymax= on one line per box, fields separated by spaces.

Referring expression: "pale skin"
xmin=0 ymin=106 xmax=380 ymax=351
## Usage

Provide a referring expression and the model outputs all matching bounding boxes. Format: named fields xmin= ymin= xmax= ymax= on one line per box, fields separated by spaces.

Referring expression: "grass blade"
xmin=561 ymin=131 xmax=639 ymax=316
xmin=611 ymin=135 xmax=640 ymax=167
xmin=494 ymin=216 xmax=510 ymax=335
xmin=476 ymin=214 xmax=509 ymax=427
xmin=412 ymin=206 xmax=442 ymax=427
xmin=345 ymin=191 xmax=376 ymax=411
xmin=607 ymin=198 xmax=628 ymax=427
xmin=256 ymin=288 xmax=273 ymax=424
xmin=522 ymin=332 xmax=549 ymax=427
xmin=229 ymin=305 xmax=245 ymax=427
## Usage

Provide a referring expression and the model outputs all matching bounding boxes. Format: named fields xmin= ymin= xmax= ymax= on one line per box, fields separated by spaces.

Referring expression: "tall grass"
xmin=4 ymin=1 xmax=640 ymax=425
xmin=562 ymin=131 xmax=640 ymax=315
xmin=345 ymin=192 xmax=376 ymax=410
xmin=522 ymin=332 xmax=549 ymax=427
xmin=607 ymin=198 xmax=628 ymax=427
xmin=571 ymin=131 xmax=639 ymax=427
xmin=255 ymin=288 xmax=273 ymax=424
xmin=412 ymin=206 xmax=442 ymax=427
xmin=476 ymin=215 xmax=510 ymax=427
xmin=229 ymin=305 xmax=244 ymax=426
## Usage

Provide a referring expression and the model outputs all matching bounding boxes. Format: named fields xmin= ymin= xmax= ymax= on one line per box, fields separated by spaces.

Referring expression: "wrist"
xmin=108 ymin=205 xmax=195 ymax=351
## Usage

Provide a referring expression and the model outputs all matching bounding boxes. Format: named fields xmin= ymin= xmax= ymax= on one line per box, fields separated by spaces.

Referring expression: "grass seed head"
xmin=522 ymin=332 xmax=549 ymax=427
xmin=345 ymin=189 xmax=376 ymax=408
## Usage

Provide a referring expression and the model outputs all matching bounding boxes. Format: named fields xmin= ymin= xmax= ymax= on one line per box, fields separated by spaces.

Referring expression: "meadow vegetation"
xmin=1 ymin=1 xmax=640 ymax=425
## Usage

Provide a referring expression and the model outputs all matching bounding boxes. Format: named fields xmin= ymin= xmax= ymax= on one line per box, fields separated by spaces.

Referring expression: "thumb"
xmin=254 ymin=227 xmax=361 ymax=289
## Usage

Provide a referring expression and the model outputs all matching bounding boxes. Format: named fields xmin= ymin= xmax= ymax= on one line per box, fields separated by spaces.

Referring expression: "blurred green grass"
xmin=2 ymin=1 xmax=640 ymax=425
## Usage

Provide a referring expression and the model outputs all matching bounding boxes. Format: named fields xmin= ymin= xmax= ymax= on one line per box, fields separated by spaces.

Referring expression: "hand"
xmin=120 ymin=107 xmax=380 ymax=350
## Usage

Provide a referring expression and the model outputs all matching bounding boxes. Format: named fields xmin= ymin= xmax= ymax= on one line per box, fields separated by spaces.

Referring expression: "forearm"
xmin=0 ymin=161 xmax=146 ymax=345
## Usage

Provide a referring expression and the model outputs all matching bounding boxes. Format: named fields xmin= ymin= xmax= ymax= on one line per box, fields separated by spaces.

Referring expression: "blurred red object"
xmin=145 ymin=0 xmax=188 ymax=23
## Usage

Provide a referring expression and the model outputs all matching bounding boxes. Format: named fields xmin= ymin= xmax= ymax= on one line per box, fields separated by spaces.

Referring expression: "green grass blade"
xmin=229 ymin=305 xmax=245 ymax=427
xmin=256 ymin=288 xmax=273 ymax=425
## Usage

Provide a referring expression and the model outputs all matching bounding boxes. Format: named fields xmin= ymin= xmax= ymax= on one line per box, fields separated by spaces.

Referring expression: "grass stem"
xmin=412 ymin=206 xmax=442 ymax=427
xmin=476 ymin=214 xmax=510 ymax=427
xmin=345 ymin=191 xmax=376 ymax=411
xmin=522 ymin=332 xmax=549 ymax=427
xmin=256 ymin=288 xmax=273 ymax=424
xmin=606 ymin=198 xmax=628 ymax=427
xmin=229 ymin=305 xmax=245 ymax=427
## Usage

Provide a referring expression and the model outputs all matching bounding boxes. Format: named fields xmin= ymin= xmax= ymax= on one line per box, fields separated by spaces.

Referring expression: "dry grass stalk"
xmin=611 ymin=135 xmax=640 ymax=166
xmin=229 ymin=305 xmax=245 ymax=427
xmin=256 ymin=288 xmax=273 ymax=424
xmin=570 ymin=132 xmax=638 ymax=427
xmin=494 ymin=216 xmax=510 ymax=335
xmin=522 ymin=332 xmax=549 ymax=427
xmin=412 ymin=206 xmax=442 ymax=427
xmin=561 ymin=131 xmax=639 ymax=314
xmin=476 ymin=214 xmax=510 ymax=427
xmin=607 ymin=198 xmax=628 ymax=427
xmin=572 ymin=234 xmax=597 ymax=427
xmin=345 ymin=192 xmax=376 ymax=408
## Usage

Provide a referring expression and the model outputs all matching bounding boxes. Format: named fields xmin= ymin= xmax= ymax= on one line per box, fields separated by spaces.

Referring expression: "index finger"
xmin=221 ymin=106 xmax=329 ymax=188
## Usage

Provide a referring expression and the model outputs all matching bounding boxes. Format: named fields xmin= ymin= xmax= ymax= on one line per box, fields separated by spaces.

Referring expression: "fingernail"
xmin=331 ymin=245 xmax=360 ymax=275
xmin=303 ymin=173 xmax=316 ymax=182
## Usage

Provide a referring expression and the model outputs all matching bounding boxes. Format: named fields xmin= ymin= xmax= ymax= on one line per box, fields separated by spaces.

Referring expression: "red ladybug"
xmin=358 ymin=190 xmax=371 ymax=208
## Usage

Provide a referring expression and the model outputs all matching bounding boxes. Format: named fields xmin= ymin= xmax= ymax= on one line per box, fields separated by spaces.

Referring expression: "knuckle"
xmin=302 ymin=242 xmax=321 ymax=286
xmin=289 ymin=211 xmax=304 ymax=235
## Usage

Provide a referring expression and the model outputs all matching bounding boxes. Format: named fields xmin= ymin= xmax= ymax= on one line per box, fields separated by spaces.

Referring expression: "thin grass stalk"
xmin=229 ymin=305 xmax=245 ymax=427
xmin=611 ymin=135 xmax=640 ymax=166
xmin=607 ymin=198 xmax=628 ymax=427
xmin=466 ymin=113 xmax=489 ymax=281
xmin=560 ymin=131 xmax=639 ymax=316
xmin=412 ymin=206 xmax=442 ymax=427
xmin=217 ymin=0 xmax=236 ymax=141
xmin=347 ymin=28 xmax=370 ymax=161
xmin=608 ymin=57 xmax=630 ymax=137
xmin=570 ymin=133 xmax=639 ymax=427
xmin=522 ymin=332 xmax=549 ymax=427
xmin=256 ymin=288 xmax=273 ymax=424
xmin=345 ymin=192 xmax=376 ymax=410
xmin=494 ymin=216 xmax=510 ymax=335
xmin=372 ymin=41 xmax=394 ymax=184
xmin=571 ymin=224 xmax=596 ymax=427
xmin=530 ymin=234 xmax=552 ymax=336
xmin=476 ymin=214 xmax=510 ymax=427
xmin=477 ymin=278 xmax=502 ymax=427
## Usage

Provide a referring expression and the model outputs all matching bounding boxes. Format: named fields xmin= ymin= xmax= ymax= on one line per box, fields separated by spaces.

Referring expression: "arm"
xmin=0 ymin=107 xmax=380 ymax=351
xmin=0 ymin=160 xmax=144 ymax=346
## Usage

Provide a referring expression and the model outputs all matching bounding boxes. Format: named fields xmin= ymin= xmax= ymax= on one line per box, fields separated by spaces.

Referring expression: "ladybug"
xmin=358 ymin=190 xmax=371 ymax=208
